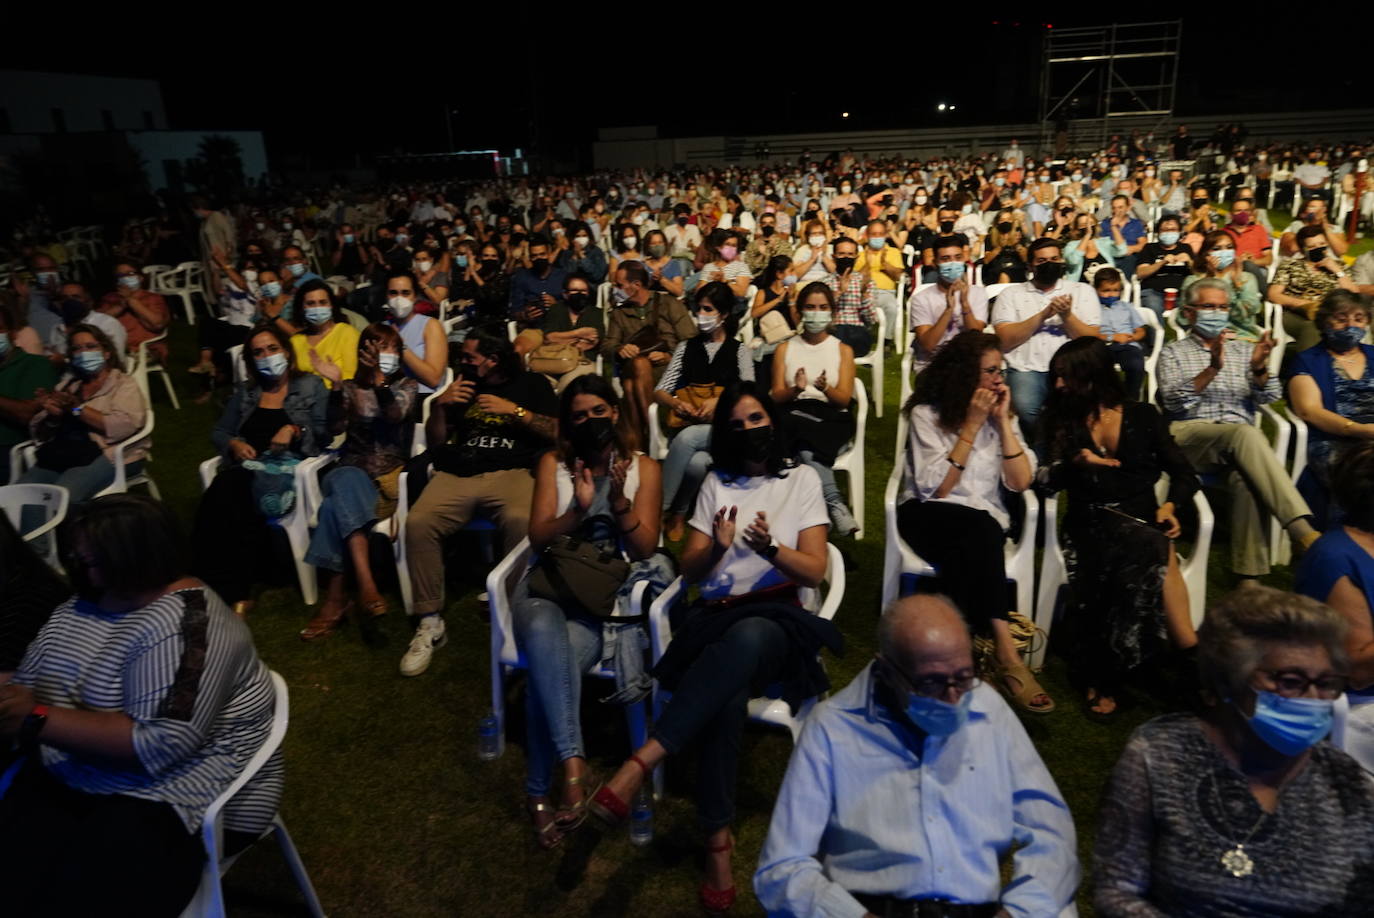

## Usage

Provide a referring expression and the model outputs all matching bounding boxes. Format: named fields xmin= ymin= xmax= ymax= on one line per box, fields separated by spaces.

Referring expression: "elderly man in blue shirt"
xmin=755 ymin=594 xmax=1079 ymax=918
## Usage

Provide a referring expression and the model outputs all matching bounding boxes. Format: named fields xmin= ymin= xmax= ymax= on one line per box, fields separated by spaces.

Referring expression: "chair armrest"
xmin=817 ymin=543 xmax=845 ymax=622
xmin=9 ymin=440 xmax=34 ymax=483
xmin=200 ymin=670 xmax=290 ymax=862
xmin=295 ymin=451 xmax=338 ymax=528
xmin=487 ymin=538 xmax=534 ymax=668
xmin=647 ymin=577 xmax=687 ymax=665
xmin=199 ymin=456 xmax=222 ymax=491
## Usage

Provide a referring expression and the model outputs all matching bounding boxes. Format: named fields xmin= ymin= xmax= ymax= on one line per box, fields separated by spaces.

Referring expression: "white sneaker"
xmin=400 ymin=616 xmax=447 ymax=677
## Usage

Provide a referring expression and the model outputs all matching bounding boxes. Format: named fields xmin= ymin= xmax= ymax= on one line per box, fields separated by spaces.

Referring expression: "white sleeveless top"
xmin=554 ymin=450 xmax=644 ymax=513
xmin=783 ymin=334 xmax=842 ymax=402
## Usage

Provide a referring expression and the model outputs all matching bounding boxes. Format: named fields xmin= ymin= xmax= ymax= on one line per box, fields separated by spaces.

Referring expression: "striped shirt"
xmin=14 ymin=588 xmax=282 ymax=835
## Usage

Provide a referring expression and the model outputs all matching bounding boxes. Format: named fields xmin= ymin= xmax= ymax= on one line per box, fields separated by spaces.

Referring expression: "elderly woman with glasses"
xmin=1094 ymin=586 xmax=1374 ymax=916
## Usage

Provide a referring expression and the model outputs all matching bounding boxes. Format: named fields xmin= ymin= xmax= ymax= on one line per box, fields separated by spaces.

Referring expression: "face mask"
xmin=1038 ymin=175 xmax=1050 ymax=182
xmin=902 ymin=687 xmax=973 ymax=737
xmin=611 ymin=286 xmax=630 ymax=306
xmin=304 ymin=306 xmax=333 ymax=326
xmin=676 ymin=216 xmax=689 ymax=227
xmin=415 ymin=260 xmax=432 ymax=273
xmin=719 ymin=245 xmax=738 ymax=262
xmin=116 ymin=274 xmax=141 ymax=290
xmin=695 ymin=312 xmax=721 ymax=333
xmin=1159 ymin=231 xmax=1181 ymax=246
xmin=574 ymin=235 xmax=590 ymax=248
xmin=570 ymin=416 xmax=615 ymax=460
xmin=1231 ymin=211 xmax=1252 ymax=226
xmin=1307 ymin=247 xmax=1328 ymax=263
xmin=802 ymin=309 xmax=830 ymax=332
xmin=378 ymin=352 xmax=401 ymax=376
xmin=960 ymin=204 xmax=973 ymax=215
xmin=996 ymin=221 xmax=1013 ymax=234
xmin=36 ymin=271 xmax=59 ymax=286
xmin=71 ymin=350 xmax=106 ymax=376
xmin=259 ymin=281 xmax=283 ymax=298
xmin=1192 ymin=199 xmax=1208 ymax=209
xmin=455 ymin=255 xmax=469 ymax=268
xmin=939 ymin=220 xmax=955 ymax=233
xmin=840 ymin=185 xmax=851 ymax=193
xmin=914 ymin=194 xmax=928 ymax=205
xmin=993 ymin=177 xmax=1006 ymax=187
xmin=737 ymin=424 xmax=774 ymax=463
xmin=868 ymin=237 xmax=885 ymax=250
xmin=1099 ymin=294 xmax=1121 ymax=307
xmin=287 ymin=263 xmax=306 ymax=278
xmin=1241 ymin=690 xmax=1333 ymax=756
xmin=937 ymin=261 xmax=966 ymax=283
xmin=1193 ymin=309 xmax=1229 ymax=338
xmin=0 ymin=332 xmax=8 ymax=357
xmin=565 ymin=292 xmax=589 ymax=311
xmin=1144 ymin=169 xmax=1156 ymax=177
xmin=255 ymin=352 xmax=289 ymax=379
xmin=388 ymin=296 xmax=415 ymax=319
xmin=255 ymin=221 xmax=266 ymax=230
xmin=1212 ymin=248 xmax=1236 ymax=269
xmin=241 ymin=268 xmax=259 ymax=284
xmin=808 ymin=234 xmax=825 ymax=247
xmin=623 ymin=236 xmax=638 ymax=249
xmin=1322 ymin=325 xmax=1366 ymax=352
xmin=282 ymin=222 xmax=294 ymax=231
xmin=532 ymin=258 xmax=550 ymax=273
xmin=761 ymin=225 xmax=776 ymax=238
xmin=1071 ymin=173 xmax=1083 ymax=182
xmin=343 ymin=233 xmax=355 ymax=243
xmin=834 ymin=256 xmax=856 ymax=274
xmin=1032 ymin=261 xmax=1065 ymax=286
xmin=783 ymin=274 xmax=797 ymax=287
xmin=395 ymin=234 xmax=409 ymax=246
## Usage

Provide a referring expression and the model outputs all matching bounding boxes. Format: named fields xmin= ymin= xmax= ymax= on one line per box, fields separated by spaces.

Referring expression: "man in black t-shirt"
xmin=400 ymin=327 xmax=558 ymax=677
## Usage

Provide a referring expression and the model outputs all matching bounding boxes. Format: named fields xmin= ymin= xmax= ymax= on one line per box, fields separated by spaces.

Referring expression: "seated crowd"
xmin=3 ymin=135 xmax=1374 ymax=916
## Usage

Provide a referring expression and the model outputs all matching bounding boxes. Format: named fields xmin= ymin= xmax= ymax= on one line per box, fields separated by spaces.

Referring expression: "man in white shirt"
xmin=47 ymin=283 xmax=128 ymax=361
xmin=755 ymin=594 xmax=1079 ymax=918
xmin=908 ymin=238 xmax=988 ymax=371
xmin=991 ymin=238 xmax=1100 ymax=445
xmin=1294 ymin=150 xmax=1332 ymax=204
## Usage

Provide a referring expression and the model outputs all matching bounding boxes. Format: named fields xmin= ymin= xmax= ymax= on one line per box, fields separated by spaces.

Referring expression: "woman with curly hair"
xmin=894 ymin=329 xmax=1053 ymax=713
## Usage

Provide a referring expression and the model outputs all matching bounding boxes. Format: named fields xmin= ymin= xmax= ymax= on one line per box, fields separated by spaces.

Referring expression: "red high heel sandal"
xmin=699 ymin=833 xmax=736 ymax=914
xmin=587 ymin=753 xmax=651 ymax=827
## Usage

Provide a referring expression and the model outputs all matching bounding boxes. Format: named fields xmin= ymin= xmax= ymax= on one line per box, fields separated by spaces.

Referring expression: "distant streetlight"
xmin=841 ymin=112 xmax=850 ymax=119
xmin=937 ymin=103 xmax=947 ymax=111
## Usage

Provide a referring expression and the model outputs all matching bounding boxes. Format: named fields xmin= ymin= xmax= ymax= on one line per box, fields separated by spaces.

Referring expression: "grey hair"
xmin=1196 ymin=585 xmax=1349 ymax=702
xmin=1186 ymin=277 xmax=1232 ymax=307
xmin=877 ymin=593 xmax=968 ymax=660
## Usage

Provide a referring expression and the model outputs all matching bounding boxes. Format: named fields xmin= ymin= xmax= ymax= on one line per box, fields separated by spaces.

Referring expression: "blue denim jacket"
xmin=212 ymin=373 xmax=330 ymax=462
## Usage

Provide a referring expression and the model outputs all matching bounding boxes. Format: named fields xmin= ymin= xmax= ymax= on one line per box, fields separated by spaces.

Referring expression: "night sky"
xmin=6 ymin=13 xmax=1366 ymax=171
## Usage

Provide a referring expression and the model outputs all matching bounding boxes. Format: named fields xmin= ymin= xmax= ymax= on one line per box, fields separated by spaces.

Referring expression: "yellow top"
xmin=291 ymin=321 xmax=360 ymax=389
xmin=856 ymin=245 xmax=903 ymax=291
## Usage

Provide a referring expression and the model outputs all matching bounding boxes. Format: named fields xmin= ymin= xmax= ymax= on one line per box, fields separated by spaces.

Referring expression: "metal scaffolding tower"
xmin=1038 ymin=20 xmax=1183 ymax=156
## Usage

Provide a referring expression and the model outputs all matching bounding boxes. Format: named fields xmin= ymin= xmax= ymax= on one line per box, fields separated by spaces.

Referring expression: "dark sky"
xmin=7 ymin=13 xmax=1366 ymax=171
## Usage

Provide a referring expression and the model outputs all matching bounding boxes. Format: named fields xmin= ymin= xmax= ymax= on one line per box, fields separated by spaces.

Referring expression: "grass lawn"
xmin=133 ymin=213 xmax=1368 ymax=917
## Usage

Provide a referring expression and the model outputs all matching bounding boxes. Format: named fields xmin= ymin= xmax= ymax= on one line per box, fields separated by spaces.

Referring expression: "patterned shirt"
xmin=1157 ymin=333 xmax=1280 ymax=424
xmin=1272 ymin=256 xmax=1342 ymax=318
xmin=827 ymin=271 xmax=876 ymax=328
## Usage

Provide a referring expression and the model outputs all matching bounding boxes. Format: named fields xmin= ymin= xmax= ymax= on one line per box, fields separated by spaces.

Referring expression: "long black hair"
xmin=905 ymin=329 xmax=1001 ymax=432
xmin=708 ymin=381 xmax=792 ymax=479
xmin=555 ymin=374 xmax=634 ymax=466
xmin=1040 ymin=336 xmax=1127 ymax=463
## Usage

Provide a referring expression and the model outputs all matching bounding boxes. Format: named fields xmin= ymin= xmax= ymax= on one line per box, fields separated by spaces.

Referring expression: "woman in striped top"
xmin=0 ymin=494 xmax=282 ymax=917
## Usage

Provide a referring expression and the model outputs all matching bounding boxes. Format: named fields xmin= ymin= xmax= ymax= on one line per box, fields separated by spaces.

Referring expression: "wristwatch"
xmin=513 ymin=405 xmax=527 ymax=420
xmin=758 ymin=538 xmax=780 ymax=561
xmin=19 ymin=704 xmax=49 ymax=747
xmin=71 ymin=404 xmax=84 ymax=418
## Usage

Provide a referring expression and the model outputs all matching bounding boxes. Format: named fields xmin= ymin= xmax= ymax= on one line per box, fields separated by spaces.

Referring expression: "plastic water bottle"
xmin=477 ymin=713 xmax=500 ymax=761
xmin=628 ymin=787 xmax=653 ymax=846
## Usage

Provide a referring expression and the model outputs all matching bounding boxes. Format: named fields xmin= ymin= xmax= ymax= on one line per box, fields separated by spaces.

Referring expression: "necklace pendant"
xmin=1220 ymin=845 xmax=1255 ymax=878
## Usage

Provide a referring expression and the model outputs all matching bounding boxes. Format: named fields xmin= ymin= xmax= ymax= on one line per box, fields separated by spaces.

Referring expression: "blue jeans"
xmin=511 ymin=582 xmax=602 ymax=797
xmin=1005 ymin=368 xmax=1050 ymax=449
xmin=1139 ymin=287 xmax=1165 ymax=318
xmin=662 ymin=423 xmax=712 ymax=514
xmin=797 ymin=449 xmax=842 ymax=506
xmin=19 ymin=455 xmax=140 ymax=554
xmin=652 ymin=614 xmax=790 ymax=833
xmin=304 ymin=466 xmax=380 ymax=572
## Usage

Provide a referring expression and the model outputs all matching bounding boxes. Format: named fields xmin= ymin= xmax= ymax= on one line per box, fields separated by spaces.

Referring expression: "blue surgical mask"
xmin=1159 ymin=231 xmax=1181 ymax=246
xmin=1211 ymin=248 xmax=1236 ymax=269
xmin=287 ymin=263 xmax=307 ymax=278
xmin=1099 ymin=295 xmax=1121 ymax=307
xmin=378 ymin=353 xmax=401 ymax=376
xmin=255 ymin=352 xmax=290 ymax=379
xmin=260 ymin=281 xmax=283 ymax=298
xmin=455 ymin=255 xmax=469 ymax=268
xmin=304 ymin=306 xmax=333 ymax=326
xmin=117 ymin=275 xmax=141 ymax=290
xmin=72 ymin=350 xmax=106 ymax=376
xmin=868 ymin=237 xmax=886 ymax=250
xmin=1193 ymin=309 xmax=1230 ymax=338
xmin=1241 ymin=690 xmax=1334 ymax=756
xmin=1322 ymin=325 xmax=1366 ymax=352
xmin=395 ymin=234 xmax=409 ymax=246
xmin=937 ymin=261 xmax=966 ymax=283
xmin=343 ymin=234 xmax=355 ymax=243
xmin=36 ymin=271 xmax=60 ymax=286
xmin=903 ymin=688 xmax=973 ymax=737
xmin=611 ymin=286 xmax=630 ymax=305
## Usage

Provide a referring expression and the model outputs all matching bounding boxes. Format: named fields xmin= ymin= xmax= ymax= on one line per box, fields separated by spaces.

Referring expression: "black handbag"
xmin=528 ymin=526 xmax=631 ymax=620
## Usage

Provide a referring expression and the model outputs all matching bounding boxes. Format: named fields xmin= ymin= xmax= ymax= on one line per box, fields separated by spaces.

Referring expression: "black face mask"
xmin=480 ymin=259 xmax=500 ymax=274
xmin=377 ymin=238 xmax=394 ymax=251
xmin=996 ymin=221 xmax=1013 ymax=233
xmin=735 ymin=424 xmax=774 ymax=463
xmin=60 ymin=299 xmax=89 ymax=326
xmin=1192 ymin=199 xmax=1209 ymax=208
xmin=1307 ymin=246 xmax=1328 ymax=263
xmin=531 ymin=257 xmax=550 ymax=273
xmin=565 ymin=292 xmax=589 ymax=311
xmin=939 ymin=220 xmax=955 ymax=233
xmin=570 ymin=416 xmax=615 ymax=460
xmin=676 ymin=216 xmax=689 ymax=227
xmin=834 ymin=256 xmax=856 ymax=274
xmin=1058 ymin=207 xmax=1073 ymax=216
xmin=1032 ymin=261 xmax=1065 ymax=286
xmin=761 ymin=225 xmax=775 ymax=238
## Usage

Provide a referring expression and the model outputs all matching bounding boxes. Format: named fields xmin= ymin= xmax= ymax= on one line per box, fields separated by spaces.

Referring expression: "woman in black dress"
xmin=1039 ymin=336 xmax=1199 ymax=717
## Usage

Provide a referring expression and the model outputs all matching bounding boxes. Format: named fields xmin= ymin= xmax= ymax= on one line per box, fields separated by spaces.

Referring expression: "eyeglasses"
xmin=1260 ymin=670 xmax=1346 ymax=699
xmin=981 ymin=366 xmax=1006 ymax=377
xmin=884 ymin=657 xmax=981 ymax=698
xmin=386 ymin=289 xmax=411 ymax=296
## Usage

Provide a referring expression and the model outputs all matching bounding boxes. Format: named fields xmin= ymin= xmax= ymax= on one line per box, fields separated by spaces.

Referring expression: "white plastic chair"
xmin=9 ymin=405 xmax=158 ymax=502
xmin=898 ymin=282 xmax=937 ymax=405
xmin=159 ymin=261 xmax=208 ymax=325
xmin=484 ymin=538 xmax=651 ymax=761
xmin=227 ymin=344 xmax=249 ymax=384
xmin=831 ymin=376 xmax=868 ymax=539
xmin=199 ymin=452 xmax=336 ymax=605
xmin=648 ymin=542 xmax=845 ymax=744
xmin=0 ymin=483 xmax=69 ymax=570
xmin=1139 ymin=307 xmax=1164 ymax=404
xmin=132 ymin=332 xmax=180 ymax=409
xmin=851 ymin=304 xmax=886 ymax=417
xmin=893 ymin=273 xmax=908 ymax=356
xmin=178 ymin=671 xmax=325 ymax=918
xmin=1036 ymin=485 xmax=1216 ymax=655
xmin=880 ymin=412 xmax=1041 ymax=660
xmin=646 ymin=403 xmax=670 ymax=461
xmin=408 ymin=368 xmax=455 ymax=458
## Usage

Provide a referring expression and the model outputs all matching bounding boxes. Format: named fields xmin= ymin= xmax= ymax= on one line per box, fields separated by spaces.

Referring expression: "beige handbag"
xmin=757 ymin=310 xmax=795 ymax=344
xmin=528 ymin=342 xmax=583 ymax=376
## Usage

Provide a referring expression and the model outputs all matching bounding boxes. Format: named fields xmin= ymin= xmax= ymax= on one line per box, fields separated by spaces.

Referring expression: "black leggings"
xmin=0 ymin=757 xmax=205 ymax=917
xmin=896 ymin=500 xmax=1011 ymax=632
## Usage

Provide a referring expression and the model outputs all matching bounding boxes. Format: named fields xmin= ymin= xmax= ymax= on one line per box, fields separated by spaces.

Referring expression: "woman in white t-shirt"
xmin=588 ymin=381 xmax=837 ymax=913
xmin=788 ymin=218 xmax=835 ymax=287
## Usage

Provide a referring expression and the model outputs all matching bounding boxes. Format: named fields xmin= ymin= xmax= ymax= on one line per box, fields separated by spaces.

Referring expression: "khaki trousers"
xmin=406 ymin=468 xmax=534 ymax=615
xmin=1169 ymin=420 xmax=1312 ymax=576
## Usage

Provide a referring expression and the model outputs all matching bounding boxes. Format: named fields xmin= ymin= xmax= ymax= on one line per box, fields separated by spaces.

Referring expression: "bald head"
xmin=878 ymin=595 xmax=972 ymax=674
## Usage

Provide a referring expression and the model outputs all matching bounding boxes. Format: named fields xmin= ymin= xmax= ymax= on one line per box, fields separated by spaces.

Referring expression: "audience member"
xmin=95 ymin=260 xmax=171 ymax=361
xmin=289 ymin=280 xmax=360 ymax=389
xmin=826 ymin=236 xmax=878 ymax=358
xmin=1269 ymin=225 xmax=1362 ymax=352
xmin=1182 ymin=230 xmax=1264 ymax=342
xmin=1090 ymin=266 xmax=1147 ymax=398
xmin=854 ymin=220 xmax=903 ymax=343
xmin=907 ymin=237 xmax=989 ymax=372
xmin=1134 ymin=215 xmax=1192 ymax=316
xmin=0 ymin=297 xmax=59 ymax=482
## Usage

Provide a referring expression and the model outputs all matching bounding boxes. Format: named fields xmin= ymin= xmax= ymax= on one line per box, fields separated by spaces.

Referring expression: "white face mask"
xmin=808 ymin=234 xmax=826 ymax=247
xmin=415 ymin=260 xmax=432 ymax=273
xmin=388 ymin=296 xmax=415 ymax=319
xmin=695 ymin=312 xmax=721 ymax=333
xmin=801 ymin=309 xmax=831 ymax=332
xmin=378 ymin=352 xmax=401 ymax=376
xmin=574 ymin=236 xmax=590 ymax=248
xmin=914 ymin=194 xmax=928 ymax=205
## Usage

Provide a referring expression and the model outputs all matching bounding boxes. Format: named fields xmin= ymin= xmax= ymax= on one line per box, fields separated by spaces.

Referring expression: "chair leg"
xmin=271 ymin=818 xmax=327 ymax=918
xmin=870 ymin=361 xmax=884 ymax=419
xmin=157 ymin=367 xmax=181 ymax=409
xmin=144 ymin=475 xmax=162 ymax=500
